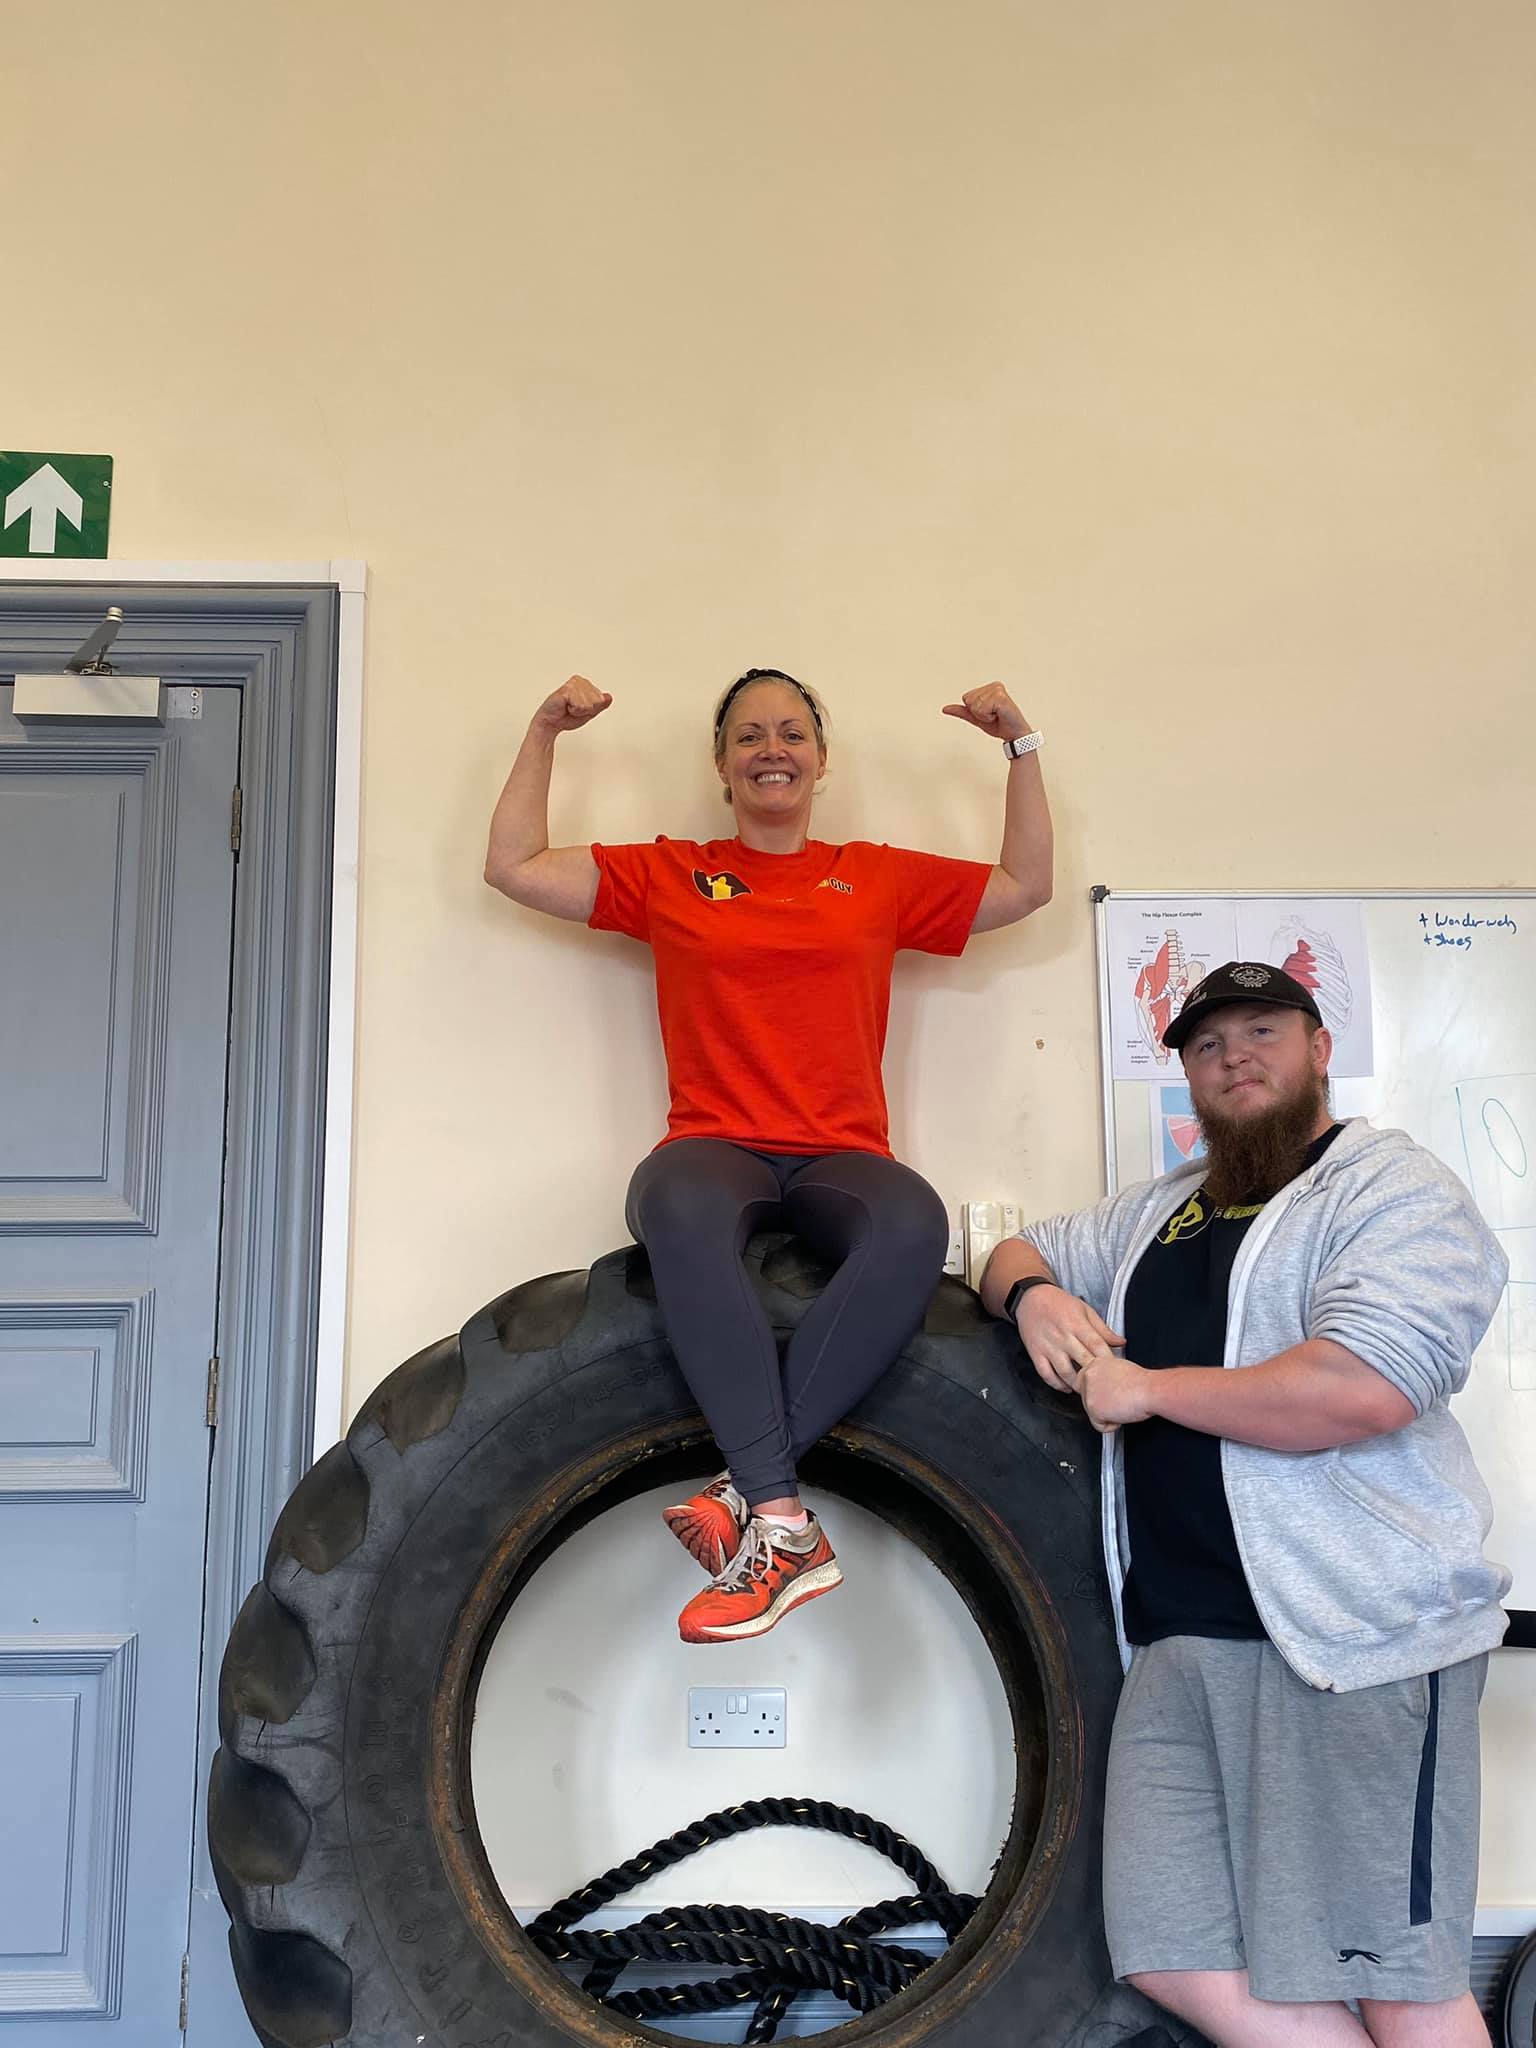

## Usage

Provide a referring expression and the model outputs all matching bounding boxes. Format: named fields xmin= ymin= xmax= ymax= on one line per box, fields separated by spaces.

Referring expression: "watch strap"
xmin=1003 ymin=731 xmax=1044 ymax=759
xmin=1003 ymin=1274 xmax=1057 ymax=1321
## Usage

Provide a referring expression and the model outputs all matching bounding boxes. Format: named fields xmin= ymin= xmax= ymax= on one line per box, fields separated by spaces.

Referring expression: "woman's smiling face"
xmin=715 ymin=680 xmax=826 ymax=822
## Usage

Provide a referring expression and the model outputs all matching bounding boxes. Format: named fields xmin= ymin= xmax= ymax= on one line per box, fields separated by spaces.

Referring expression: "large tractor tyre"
xmin=210 ymin=1234 xmax=1186 ymax=2048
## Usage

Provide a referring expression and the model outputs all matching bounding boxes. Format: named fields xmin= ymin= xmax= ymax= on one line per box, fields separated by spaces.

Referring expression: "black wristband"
xmin=1002 ymin=1274 xmax=1058 ymax=1323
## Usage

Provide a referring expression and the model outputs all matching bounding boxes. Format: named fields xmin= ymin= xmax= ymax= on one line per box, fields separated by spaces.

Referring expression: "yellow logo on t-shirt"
xmin=1159 ymin=1193 xmax=1209 ymax=1244
xmin=1157 ymin=1190 xmax=1266 ymax=1244
xmin=692 ymin=869 xmax=752 ymax=902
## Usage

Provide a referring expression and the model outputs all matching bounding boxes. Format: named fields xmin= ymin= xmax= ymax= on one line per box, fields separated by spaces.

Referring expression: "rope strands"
xmin=524 ymin=1797 xmax=981 ymax=2042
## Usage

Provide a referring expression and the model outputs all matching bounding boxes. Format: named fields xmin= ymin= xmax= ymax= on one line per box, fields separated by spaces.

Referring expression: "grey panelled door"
xmin=0 ymin=683 xmax=240 ymax=2039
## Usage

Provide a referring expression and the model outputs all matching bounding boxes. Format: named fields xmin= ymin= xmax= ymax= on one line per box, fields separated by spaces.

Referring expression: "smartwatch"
xmin=1003 ymin=1274 xmax=1058 ymax=1323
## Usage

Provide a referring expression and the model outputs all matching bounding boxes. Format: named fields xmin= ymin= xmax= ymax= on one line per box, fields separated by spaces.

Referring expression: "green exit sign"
xmin=0 ymin=451 xmax=113 ymax=557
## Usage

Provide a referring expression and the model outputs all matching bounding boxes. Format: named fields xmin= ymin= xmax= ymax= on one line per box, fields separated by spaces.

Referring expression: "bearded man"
xmin=982 ymin=961 xmax=1510 ymax=2048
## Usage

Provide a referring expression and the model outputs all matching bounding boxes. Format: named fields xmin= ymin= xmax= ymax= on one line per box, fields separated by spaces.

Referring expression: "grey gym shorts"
xmin=1103 ymin=1636 xmax=1486 ymax=2006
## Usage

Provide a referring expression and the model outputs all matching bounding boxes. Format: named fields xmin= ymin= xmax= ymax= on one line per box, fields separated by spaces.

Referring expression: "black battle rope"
xmin=525 ymin=1795 xmax=980 ymax=2043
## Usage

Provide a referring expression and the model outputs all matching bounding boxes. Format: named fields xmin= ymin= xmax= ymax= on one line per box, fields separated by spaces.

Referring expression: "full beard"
xmin=1198 ymin=1071 xmax=1330 ymax=1208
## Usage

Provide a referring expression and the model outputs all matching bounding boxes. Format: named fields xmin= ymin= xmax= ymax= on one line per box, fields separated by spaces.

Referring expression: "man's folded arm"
xmin=1141 ymin=1339 xmax=1416 ymax=1451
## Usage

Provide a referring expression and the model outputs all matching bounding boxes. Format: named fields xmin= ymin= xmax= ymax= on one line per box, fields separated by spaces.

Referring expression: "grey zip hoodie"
xmin=1019 ymin=1118 xmax=1510 ymax=1691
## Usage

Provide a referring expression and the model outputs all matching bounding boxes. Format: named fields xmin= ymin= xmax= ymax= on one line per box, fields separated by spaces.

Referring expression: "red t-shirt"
xmin=589 ymin=836 xmax=991 ymax=1157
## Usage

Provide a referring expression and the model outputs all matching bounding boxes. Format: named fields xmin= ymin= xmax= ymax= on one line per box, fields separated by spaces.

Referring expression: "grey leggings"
xmin=625 ymin=1138 xmax=949 ymax=1506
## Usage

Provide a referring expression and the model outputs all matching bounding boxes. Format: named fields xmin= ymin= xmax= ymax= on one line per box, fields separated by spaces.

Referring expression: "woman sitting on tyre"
xmin=484 ymin=667 xmax=1052 ymax=1643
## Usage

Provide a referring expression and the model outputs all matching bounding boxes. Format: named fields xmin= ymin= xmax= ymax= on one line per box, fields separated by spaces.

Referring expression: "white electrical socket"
xmin=964 ymin=1200 xmax=1002 ymax=1291
xmin=963 ymin=1200 xmax=1024 ymax=1290
xmin=943 ymin=1223 xmax=966 ymax=1277
xmin=688 ymin=1686 xmax=787 ymax=1749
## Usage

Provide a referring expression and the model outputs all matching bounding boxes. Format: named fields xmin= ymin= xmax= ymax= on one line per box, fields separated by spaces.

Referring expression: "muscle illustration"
xmin=1166 ymin=1114 xmax=1204 ymax=1158
xmin=1134 ymin=929 xmax=1196 ymax=1062
xmin=1277 ymin=920 xmax=1353 ymax=1034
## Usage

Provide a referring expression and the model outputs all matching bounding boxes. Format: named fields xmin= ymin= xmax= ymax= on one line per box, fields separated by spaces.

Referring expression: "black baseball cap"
xmin=1162 ymin=960 xmax=1324 ymax=1052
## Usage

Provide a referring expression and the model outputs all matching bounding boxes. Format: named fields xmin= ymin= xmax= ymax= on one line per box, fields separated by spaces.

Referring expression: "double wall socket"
xmin=963 ymin=1201 xmax=1021 ymax=1290
xmin=688 ymin=1686 xmax=786 ymax=1749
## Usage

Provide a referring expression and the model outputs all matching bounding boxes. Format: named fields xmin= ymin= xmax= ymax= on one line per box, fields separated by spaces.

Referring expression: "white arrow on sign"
xmin=4 ymin=462 xmax=85 ymax=554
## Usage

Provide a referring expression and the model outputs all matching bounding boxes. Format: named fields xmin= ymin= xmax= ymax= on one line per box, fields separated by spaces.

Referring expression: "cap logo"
xmin=1231 ymin=964 xmax=1271 ymax=988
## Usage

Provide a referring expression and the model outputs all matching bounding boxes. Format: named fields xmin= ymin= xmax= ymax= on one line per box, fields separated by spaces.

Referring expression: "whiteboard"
xmin=1093 ymin=889 xmax=1536 ymax=1609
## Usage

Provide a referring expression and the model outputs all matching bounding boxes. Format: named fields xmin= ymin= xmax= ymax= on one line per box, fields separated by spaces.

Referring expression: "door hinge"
xmin=230 ymin=783 xmax=243 ymax=853
xmin=205 ymin=1355 xmax=221 ymax=1428
xmin=178 ymin=1951 xmax=190 ymax=2031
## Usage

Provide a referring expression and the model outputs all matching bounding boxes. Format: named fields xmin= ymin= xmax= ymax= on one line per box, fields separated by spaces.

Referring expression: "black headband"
xmin=713 ymin=668 xmax=824 ymax=741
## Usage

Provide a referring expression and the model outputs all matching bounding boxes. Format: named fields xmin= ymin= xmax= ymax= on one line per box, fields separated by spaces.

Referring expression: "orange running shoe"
xmin=662 ymin=1473 xmax=749 ymax=1573
xmin=677 ymin=1515 xmax=842 ymax=1644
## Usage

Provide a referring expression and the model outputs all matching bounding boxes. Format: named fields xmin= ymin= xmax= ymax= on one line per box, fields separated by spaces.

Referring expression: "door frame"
xmin=0 ymin=557 xmax=361 ymax=1454
xmin=0 ymin=560 xmax=364 ymax=2039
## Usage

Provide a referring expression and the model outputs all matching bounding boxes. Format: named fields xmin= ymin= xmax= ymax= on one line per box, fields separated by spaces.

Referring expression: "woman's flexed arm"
xmin=941 ymin=682 xmax=1054 ymax=934
xmin=484 ymin=677 xmax=612 ymax=922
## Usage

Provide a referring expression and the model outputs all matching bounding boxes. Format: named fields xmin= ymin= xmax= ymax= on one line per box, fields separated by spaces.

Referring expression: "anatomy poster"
xmin=1235 ymin=899 xmax=1374 ymax=1078
xmin=1106 ymin=899 xmax=1238 ymax=1079
xmin=1151 ymin=1083 xmax=1206 ymax=1173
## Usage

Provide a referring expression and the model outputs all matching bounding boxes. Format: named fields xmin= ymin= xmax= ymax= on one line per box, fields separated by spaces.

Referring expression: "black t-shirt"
xmin=1119 ymin=1123 xmax=1345 ymax=1646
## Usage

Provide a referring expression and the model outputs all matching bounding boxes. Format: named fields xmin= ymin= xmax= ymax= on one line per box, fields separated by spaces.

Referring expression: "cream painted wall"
xmin=7 ymin=0 xmax=1534 ymax=1914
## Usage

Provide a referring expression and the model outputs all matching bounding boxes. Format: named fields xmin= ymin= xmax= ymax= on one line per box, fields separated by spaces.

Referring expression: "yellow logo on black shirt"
xmin=692 ymin=869 xmax=752 ymax=902
xmin=1156 ymin=1190 xmax=1266 ymax=1244
xmin=1159 ymin=1193 xmax=1210 ymax=1244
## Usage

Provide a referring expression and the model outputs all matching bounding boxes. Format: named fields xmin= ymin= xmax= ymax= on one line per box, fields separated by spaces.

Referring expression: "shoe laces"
xmin=711 ymin=1519 xmax=776 ymax=1592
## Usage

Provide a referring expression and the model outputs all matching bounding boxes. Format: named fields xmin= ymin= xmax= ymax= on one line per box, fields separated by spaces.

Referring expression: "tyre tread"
xmin=265 ymin=1441 xmax=370 ymax=1575
xmin=208 ymin=1748 xmax=312 ymax=1886
xmin=352 ymin=1335 xmax=466 ymax=1451
xmin=227 ymin=1924 xmax=352 ymax=2048
xmin=219 ymin=1582 xmax=318 ymax=1734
